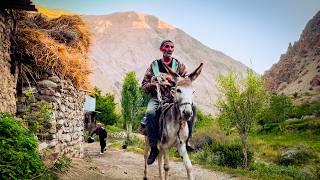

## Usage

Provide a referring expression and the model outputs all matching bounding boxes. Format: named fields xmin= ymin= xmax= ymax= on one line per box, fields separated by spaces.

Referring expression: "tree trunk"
xmin=126 ymin=122 xmax=132 ymax=142
xmin=240 ymin=135 xmax=248 ymax=168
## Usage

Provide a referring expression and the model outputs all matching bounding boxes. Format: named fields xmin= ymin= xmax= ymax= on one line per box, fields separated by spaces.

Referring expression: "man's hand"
xmin=150 ymin=76 xmax=158 ymax=89
xmin=160 ymin=74 xmax=175 ymax=87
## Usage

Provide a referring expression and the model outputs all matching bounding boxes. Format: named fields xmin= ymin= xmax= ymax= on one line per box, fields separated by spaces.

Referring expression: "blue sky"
xmin=34 ymin=0 xmax=320 ymax=74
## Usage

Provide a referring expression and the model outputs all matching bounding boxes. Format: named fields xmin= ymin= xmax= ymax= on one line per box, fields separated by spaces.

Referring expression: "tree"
xmin=93 ymin=87 xmax=118 ymax=125
xmin=260 ymin=93 xmax=293 ymax=125
xmin=217 ymin=69 xmax=266 ymax=167
xmin=121 ymin=72 xmax=142 ymax=141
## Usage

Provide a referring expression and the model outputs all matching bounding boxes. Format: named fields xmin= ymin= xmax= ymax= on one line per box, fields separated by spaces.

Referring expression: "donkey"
xmin=143 ymin=63 xmax=203 ymax=180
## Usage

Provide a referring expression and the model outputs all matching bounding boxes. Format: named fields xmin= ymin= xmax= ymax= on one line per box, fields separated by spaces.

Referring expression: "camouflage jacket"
xmin=141 ymin=58 xmax=187 ymax=99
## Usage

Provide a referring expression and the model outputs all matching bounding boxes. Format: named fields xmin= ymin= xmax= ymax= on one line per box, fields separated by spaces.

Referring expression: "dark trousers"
xmin=99 ymin=138 xmax=106 ymax=153
xmin=146 ymin=98 xmax=196 ymax=147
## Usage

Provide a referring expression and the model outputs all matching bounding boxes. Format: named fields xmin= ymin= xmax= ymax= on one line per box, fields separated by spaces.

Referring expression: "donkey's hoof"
xmin=143 ymin=177 xmax=148 ymax=180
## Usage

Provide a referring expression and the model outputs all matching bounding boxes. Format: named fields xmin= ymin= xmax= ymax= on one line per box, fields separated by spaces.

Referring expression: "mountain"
xmin=82 ymin=11 xmax=249 ymax=114
xmin=263 ymin=11 xmax=320 ymax=104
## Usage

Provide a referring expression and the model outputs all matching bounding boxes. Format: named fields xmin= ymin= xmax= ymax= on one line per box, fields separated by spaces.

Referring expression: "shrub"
xmin=193 ymin=143 xmax=253 ymax=168
xmin=289 ymin=101 xmax=320 ymax=118
xmin=191 ymin=124 xmax=228 ymax=150
xmin=22 ymin=100 xmax=53 ymax=138
xmin=260 ymin=93 xmax=293 ymax=124
xmin=52 ymin=155 xmax=72 ymax=173
xmin=0 ymin=113 xmax=47 ymax=179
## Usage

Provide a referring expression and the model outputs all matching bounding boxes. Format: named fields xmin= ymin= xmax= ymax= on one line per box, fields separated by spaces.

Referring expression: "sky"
xmin=33 ymin=0 xmax=320 ymax=74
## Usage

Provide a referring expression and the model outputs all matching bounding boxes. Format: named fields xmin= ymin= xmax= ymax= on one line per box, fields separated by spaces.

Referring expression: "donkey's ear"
xmin=188 ymin=63 xmax=203 ymax=81
xmin=163 ymin=62 xmax=180 ymax=78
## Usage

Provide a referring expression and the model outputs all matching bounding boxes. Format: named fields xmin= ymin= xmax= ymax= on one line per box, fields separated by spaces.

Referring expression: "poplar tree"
xmin=217 ymin=69 xmax=266 ymax=167
xmin=121 ymin=72 xmax=141 ymax=141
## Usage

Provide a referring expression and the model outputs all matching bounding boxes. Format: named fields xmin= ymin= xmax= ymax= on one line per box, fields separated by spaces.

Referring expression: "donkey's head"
xmin=163 ymin=63 xmax=203 ymax=120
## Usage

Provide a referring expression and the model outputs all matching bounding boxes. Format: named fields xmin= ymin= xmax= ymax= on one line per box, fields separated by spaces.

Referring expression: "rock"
xmin=38 ymin=80 xmax=58 ymax=89
xmin=279 ymin=146 xmax=314 ymax=165
xmin=38 ymin=142 xmax=48 ymax=151
xmin=48 ymin=140 xmax=58 ymax=148
xmin=61 ymin=134 xmax=72 ymax=142
xmin=310 ymin=75 xmax=320 ymax=87
xmin=48 ymin=76 xmax=60 ymax=83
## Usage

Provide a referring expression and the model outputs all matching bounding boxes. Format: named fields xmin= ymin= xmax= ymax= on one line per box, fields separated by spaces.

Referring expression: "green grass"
xmin=191 ymin=160 xmax=303 ymax=180
xmin=249 ymin=118 xmax=320 ymax=162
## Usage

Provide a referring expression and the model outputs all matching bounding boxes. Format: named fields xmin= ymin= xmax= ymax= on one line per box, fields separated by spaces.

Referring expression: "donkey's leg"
xmin=143 ymin=136 xmax=149 ymax=180
xmin=163 ymin=148 xmax=170 ymax=180
xmin=178 ymin=143 xmax=193 ymax=180
xmin=157 ymin=149 xmax=164 ymax=180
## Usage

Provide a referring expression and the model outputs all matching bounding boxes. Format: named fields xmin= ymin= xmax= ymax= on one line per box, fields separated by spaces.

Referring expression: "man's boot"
xmin=186 ymin=139 xmax=195 ymax=152
xmin=146 ymin=111 xmax=159 ymax=165
xmin=147 ymin=146 xmax=159 ymax=165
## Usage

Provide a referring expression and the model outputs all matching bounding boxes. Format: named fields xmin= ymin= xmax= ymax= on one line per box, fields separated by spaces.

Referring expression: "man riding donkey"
xmin=141 ymin=39 xmax=197 ymax=165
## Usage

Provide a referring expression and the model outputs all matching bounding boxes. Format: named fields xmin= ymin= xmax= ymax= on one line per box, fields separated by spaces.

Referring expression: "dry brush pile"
xmin=15 ymin=11 xmax=92 ymax=89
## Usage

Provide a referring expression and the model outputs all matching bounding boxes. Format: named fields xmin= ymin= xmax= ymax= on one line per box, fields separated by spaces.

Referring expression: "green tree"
xmin=121 ymin=72 xmax=142 ymax=140
xmin=93 ymin=87 xmax=118 ymax=125
xmin=217 ymin=69 xmax=266 ymax=167
xmin=260 ymin=93 xmax=293 ymax=125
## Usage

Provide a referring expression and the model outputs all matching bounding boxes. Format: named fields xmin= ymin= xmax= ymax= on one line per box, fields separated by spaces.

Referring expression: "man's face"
xmin=160 ymin=42 xmax=174 ymax=58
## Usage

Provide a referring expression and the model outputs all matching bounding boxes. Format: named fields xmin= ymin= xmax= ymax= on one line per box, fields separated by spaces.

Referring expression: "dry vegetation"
xmin=15 ymin=11 xmax=92 ymax=89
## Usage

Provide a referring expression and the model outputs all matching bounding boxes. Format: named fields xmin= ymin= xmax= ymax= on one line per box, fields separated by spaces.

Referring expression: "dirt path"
xmin=60 ymin=142 xmax=238 ymax=180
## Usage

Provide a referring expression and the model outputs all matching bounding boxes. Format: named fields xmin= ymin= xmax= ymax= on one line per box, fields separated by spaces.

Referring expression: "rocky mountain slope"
xmin=82 ymin=12 xmax=249 ymax=114
xmin=263 ymin=11 xmax=320 ymax=104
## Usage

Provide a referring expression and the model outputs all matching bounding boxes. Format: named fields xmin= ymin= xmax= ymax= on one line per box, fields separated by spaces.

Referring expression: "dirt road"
xmin=60 ymin=142 xmax=237 ymax=180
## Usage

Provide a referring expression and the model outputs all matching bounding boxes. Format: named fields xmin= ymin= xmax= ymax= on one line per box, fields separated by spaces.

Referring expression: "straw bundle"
xmin=15 ymin=12 xmax=92 ymax=89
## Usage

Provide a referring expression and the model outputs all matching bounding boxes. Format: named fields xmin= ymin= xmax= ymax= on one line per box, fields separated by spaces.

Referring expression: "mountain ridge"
xmin=263 ymin=11 xmax=320 ymax=104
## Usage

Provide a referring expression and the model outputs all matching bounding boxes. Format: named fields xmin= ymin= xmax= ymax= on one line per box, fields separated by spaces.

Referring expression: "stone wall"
xmin=17 ymin=76 xmax=86 ymax=157
xmin=0 ymin=10 xmax=16 ymax=114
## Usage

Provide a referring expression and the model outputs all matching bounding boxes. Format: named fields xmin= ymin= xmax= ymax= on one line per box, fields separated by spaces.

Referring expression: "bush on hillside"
xmin=191 ymin=124 xmax=228 ymax=150
xmin=259 ymin=93 xmax=293 ymax=125
xmin=193 ymin=143 xmax=253 ymax=168
xmin=0 ymin=113 xmax=47 ymax=179
xmin=289 ymin=101 xmax=320 ymax=118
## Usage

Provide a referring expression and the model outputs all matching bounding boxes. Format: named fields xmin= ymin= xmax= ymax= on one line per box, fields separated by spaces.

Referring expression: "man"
xmin=142 ymin=40 xmax=196 ymax=165
xmin=91 ymin=123 xmax=107 ymax=154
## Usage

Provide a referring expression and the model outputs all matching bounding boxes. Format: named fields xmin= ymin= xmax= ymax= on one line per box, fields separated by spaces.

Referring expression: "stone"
xmin=54 ymin=92 xmax=61 ymax=97
xmin=45 ymin=134 xmax=55 ymax=141
xmin=279 ymin=146 xmax=314 ymax=165
xmin=60 ymin=105 xmax=66 ymax=112
xmin=61 ymin=134 xmax=72 ymax=142
xmin=38 ymin=80 xmax=58 ymax=89
xmin=49 ymin=121 xmax=57 ymax=134
xmin=57 ymin=119 xmax=64 ymax=125
xmin=38 ymin=142 xmax=48 ymax=151
xmin=38 ymin=95 xmax=55 ymax=102
xmin=48 ymin=140 xmax=58 ymax=148
xmin=48 ymin=76 xmax=60 ymax=83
